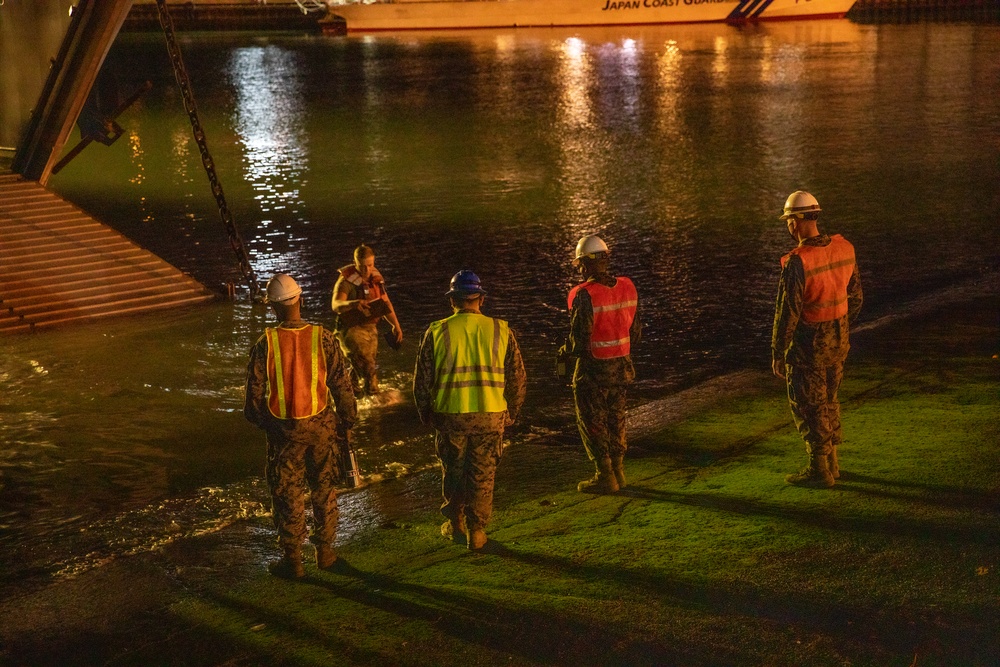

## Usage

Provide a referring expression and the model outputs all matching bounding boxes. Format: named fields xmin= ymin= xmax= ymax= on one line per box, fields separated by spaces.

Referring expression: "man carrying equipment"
xmin=332 ymin=244 xmax=403 ymax=396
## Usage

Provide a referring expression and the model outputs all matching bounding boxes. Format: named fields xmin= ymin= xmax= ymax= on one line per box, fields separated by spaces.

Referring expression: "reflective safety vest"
xmin=568 ymin=277 xmax=638 ymax=359
xmin=265 ymin=324 xmax=329 ymax=419
xmin=429 ymin=312 xmax=509 ymax=414
xmin=781 ymin=234 xmax=856 ymax=324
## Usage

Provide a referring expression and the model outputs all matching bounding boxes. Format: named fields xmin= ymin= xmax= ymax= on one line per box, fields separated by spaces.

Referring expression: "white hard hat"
xmin=572 ymin=235 xmax=610 ymax=266
xmin=265 ymin=273 xmax=302 ymax=305
xmin=780 ymin=191 xmax=821 ymax=220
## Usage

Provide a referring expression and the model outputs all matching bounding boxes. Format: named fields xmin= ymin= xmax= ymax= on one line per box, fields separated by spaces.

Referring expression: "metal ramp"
xmin=0 ymin=171 xmax=215 ymax=333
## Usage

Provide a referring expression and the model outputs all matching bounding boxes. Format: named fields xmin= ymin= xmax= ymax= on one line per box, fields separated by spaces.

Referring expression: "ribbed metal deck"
xmin=0 ymin=171 xmax=215 ymax=333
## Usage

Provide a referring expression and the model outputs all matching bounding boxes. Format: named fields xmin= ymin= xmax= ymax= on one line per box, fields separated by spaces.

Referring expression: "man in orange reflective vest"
xmin=560 ymin=235 xmax=641 ymax=494
xmin=413 ymin=271 xmax=526 ymax=551
xmin=772 ymin=191 xmax=863 ymax=488
xmin=245 ymin=273 xmax=358 ymax=578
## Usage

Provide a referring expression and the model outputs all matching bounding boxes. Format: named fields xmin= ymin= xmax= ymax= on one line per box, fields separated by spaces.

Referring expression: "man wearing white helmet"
xmin=772 ymin=191 xmax=863 ymax=488
xmin=244 ymin=273 xmax=358 ymax=578
xmin=560 ymin=235 xmax=641 ymax=494
xmin=413 ymin=270 xmax=526 ymax=551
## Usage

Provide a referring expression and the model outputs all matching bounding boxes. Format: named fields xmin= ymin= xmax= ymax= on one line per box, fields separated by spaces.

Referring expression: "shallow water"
xmin=2 ymin=20 xmax=998 ymax=589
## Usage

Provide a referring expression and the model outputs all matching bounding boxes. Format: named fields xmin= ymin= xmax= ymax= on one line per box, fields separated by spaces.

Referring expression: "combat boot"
xmin=441 ymin=514 xmax=467 ymax=543
xmin=467 ymin=528 xmax=488 ymax=551
xmin=268 ymin=547 xmax=305 ymax=579
xmin=578 ymin=458 xmax=620 ymax=494
xmin=785 ymin=454 xmax=835 ymax=489
xmin=828 ymin=446 xmax=840 ymax=479
xmin=611 ymin=456 xmax=627 ymax=489
xmin=316 ymin=543 xmax=338 ymax=570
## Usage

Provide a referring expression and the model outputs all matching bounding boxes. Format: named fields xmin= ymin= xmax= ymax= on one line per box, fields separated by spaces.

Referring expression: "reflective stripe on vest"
xmin=568 ymin=277 xmax=637 ymax=359
xmin=780 ymin=234 xmax=856 ymax=324
xmin=265 ymin=324 xmax=329 ymax=419
xmin=430 ymin=313 xmax=509 ymax=414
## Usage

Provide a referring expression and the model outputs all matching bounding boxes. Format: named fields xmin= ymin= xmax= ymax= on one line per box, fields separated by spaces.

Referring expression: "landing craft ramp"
xmin=0 ymin=171 xmax=215 ymax=334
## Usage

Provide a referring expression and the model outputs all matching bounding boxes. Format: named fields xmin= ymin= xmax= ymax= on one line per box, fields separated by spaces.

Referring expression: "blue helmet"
xmin=446 ymin=270 xmax=486 ymax=297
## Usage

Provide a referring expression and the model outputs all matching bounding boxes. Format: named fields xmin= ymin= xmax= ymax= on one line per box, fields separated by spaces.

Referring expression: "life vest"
xmin=338 ymin=265 xmax=385 ymax=327
xmin=265 ymin=324 xmax=329 ymax=419
xmin=781 ymin=234 xmax=856 ymax=324
xmin=339 ymin=264 xmax=383 ymax=302
xmin=568 ymin=277 xmax=638 ymax=359
xmin=429 ymin=312 xmax=509 ymax=414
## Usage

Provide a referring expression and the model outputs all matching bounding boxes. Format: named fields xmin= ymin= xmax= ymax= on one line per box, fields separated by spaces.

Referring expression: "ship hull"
xmin=324 ymin=0 xmax=855 ymax=32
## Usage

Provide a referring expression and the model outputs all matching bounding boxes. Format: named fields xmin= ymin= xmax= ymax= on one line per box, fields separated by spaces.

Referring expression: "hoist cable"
xmin=154 ymin=0 xmax=260 ymax=301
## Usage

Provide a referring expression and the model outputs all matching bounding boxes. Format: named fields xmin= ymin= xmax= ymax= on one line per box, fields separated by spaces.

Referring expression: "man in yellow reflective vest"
xmin=413 ymin=271 xmax=526 ymax=551
xmin=245 ymin=273 xmax=358 ymax=578
xmin=772 ymin=191 xmax=863 ymax=488
xmin=560 ymin=235 xmax=642 ymax=495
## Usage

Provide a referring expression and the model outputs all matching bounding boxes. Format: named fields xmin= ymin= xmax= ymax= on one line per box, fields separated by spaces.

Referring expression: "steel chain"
xmin=155 ymin=0 xmax=260 ymax=300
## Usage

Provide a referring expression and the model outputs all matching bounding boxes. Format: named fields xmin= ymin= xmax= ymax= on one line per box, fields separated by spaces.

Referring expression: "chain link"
xmin=155 ymin=0 xmax=260 ymax=300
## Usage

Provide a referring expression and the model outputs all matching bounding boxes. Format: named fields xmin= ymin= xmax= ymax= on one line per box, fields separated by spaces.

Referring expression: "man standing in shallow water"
xmin=772 ymin=191 xmax=863 ymax=489
xmin=245 ymin=273 xmax=358 ymax=578
xmin=331 ymin=244 xmax=403 ymax=397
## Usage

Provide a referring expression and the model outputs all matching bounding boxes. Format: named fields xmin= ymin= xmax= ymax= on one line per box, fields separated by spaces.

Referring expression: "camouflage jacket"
xmin=772 ymin=234 xmax=864 ymax=368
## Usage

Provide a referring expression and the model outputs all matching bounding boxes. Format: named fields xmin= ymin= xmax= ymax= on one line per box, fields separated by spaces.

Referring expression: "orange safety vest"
xmin=781 ymin=234 xmax=856 ymax=324
xmin=265 ymin=324 xmax=329 ymax=419
xmin=568 ymin=277 xmax=638 ymax=359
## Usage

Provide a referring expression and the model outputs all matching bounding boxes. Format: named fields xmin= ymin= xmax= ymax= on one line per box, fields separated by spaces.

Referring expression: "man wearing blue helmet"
xmin=413 ymin=270 xmax=527 ymax=551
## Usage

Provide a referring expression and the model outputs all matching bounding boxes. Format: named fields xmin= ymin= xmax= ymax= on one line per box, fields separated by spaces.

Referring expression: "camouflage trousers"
xmin=339 ymin=324 xmax=379 ymax=395
xmin=265 ymin=411 xmax=342 ymax=550
xmin=573 ymin=375 xmax=628 ymax=462
xmin=435 ymin=429 xmax=504 ymax=532
xmin=785 ymin=361 xmax=845 ymax=458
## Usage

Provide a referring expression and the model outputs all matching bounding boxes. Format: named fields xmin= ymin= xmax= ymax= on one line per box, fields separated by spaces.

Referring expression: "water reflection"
xmin=228 ymin=45 xmax=310 ymax=277
xmin=556 ymin=36 xmax=605 ymax=237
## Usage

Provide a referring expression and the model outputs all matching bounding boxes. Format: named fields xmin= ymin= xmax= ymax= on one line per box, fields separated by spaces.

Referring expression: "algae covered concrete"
xmin=1 ymin=296 xmax=998 ymax=666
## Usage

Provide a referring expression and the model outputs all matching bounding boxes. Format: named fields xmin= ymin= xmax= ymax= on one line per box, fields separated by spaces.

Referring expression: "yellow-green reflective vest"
xmin=430 ymin=312 xmax=509 ymax=414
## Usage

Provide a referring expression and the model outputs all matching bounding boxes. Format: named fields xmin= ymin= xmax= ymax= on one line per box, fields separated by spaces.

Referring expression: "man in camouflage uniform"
xmin=560 ymin=235 xmax=641 ymax=494
xmin=413 ymin=271 xmax=526 ymax=551
xmin=772 ymin=191 xmax=863 ymax=488
xmin=245 ymin=273 xmax=358 ymax=578
xmin=331 ymin=244 xmax=403 ymax=396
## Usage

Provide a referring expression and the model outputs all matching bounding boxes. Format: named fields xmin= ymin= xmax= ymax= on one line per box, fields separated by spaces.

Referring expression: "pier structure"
xmin=123 ymin=0 xmax=327 ymax=31
xmin=849 ymin=0 xmax=1000 ymax=22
